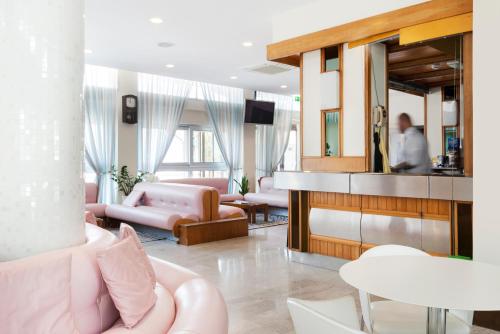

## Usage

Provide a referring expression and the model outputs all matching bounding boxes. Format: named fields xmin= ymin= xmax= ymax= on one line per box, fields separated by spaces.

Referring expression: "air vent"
xmin=244 ymin=62 xmax=294 ymax=75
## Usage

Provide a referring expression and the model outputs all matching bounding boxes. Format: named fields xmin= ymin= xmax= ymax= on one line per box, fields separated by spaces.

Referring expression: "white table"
xmin=340 ymin=256 xmax=500 ymax=334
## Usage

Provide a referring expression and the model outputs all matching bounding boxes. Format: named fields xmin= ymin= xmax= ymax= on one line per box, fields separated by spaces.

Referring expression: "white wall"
xmin=302 ymin=50 xmax=322 ymax=156
xmin=343 ymin=44 xmax=366 ymax=157
xmin=388 ymin=90 xmax=424 ymax=128
xmin=473 ymin=0 xmax=500 ymax=265
xmin=426 ymin=87 xmax=442 ymax=159
xmin=117 ymin=70 xmax=138 ymax=173
xmin=272 ymin=0 xmax=426 ymax=42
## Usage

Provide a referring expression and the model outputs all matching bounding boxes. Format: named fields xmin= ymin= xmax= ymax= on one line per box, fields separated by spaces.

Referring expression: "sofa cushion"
xmin=220 ymin=193 xmax=244 ymax=202
xmin=122 ymin=190 xmax=144 ymax=207
xmin=0 ymin=253 xmax=78 ymax=334
xmin=106 ymin=204 xmax=199 ymax=230
xmin=85 ymin=203 xmax=107 ymax=218
xmin=103 ymin=284 xmax=176 ymax=334
xmin=219 ymin=205 xmax=246 ymax=219
xmin=134 ymin=182 xmax=213 ymax=221
xmin=162 ymin=178 xmax=229 ymax=196
xmin=168 ymin=278 xmax=229 ymax=334
xmin=244 ymin=192 xmax=288 ymax=208
xmin=97 ymin=237 xmax=157 ymax=328
xmin=85 ymin=183 xmax=99 ymax=204
xmin=119 ymin=224 xmax=156 ymax=288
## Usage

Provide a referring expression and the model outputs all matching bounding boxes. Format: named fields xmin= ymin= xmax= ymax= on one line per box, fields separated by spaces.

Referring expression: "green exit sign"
xmin=294 ymin=96 xmax=300 ymax=102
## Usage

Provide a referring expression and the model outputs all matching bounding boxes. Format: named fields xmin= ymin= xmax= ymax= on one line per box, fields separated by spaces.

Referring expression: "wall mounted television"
xmin=244 ymin=99 xmax=275 ymax=125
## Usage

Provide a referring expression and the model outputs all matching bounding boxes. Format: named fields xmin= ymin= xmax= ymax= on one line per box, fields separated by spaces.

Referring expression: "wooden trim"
xmin=267 ymin=0 xmax=472 ymax=61
xmin=364 ymin=46 xmax=372 ymax=171
xmin=399 ymin=13 xmax=472 ymax=45
xmin=309 ymin=192 xmax=361 ymax=212
xmin=302 ymin=156 xmax=366 ymax=172
xmin=349 ymin=30 xmax=399 ymax=49
xmin=272 ymin=55 xmax=300 ymax=67
xmin=309 ymin=234 xmax=361 ymax=260
xmin=321 ymin=44 xmax=343 ymax=73
xmin=177 ymin=217 xmax=248 ymax=246
xmin=299 ymin=54 xmax=304 ymax=170
xmin=172 ymin=218 xmax=198 ymax=237
xmin=424 ymin=94 xmax=428 ymax=137
xmin=321 ymin=109 xmax=343 ymax=157
xmin=463 ymin=32 xmax=473 ymax=176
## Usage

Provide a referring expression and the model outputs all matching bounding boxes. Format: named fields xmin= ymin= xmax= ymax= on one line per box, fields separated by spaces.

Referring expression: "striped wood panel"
xmin=309 ymin=234 xmax=361 ymax=260
xmin=309 ymin=192 xmax=361 ymax=211
xmin=421 ymin=199 xmax=451 ymax=221
xmin=361 ymin=195 xmax=422 ymax=218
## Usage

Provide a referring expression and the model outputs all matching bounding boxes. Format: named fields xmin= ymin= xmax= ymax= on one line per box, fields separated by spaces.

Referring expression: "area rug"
xmin=107 ymin=208 xmax=288 ymax=242
xmin=248 ymin=208 xmax=288 ymax=230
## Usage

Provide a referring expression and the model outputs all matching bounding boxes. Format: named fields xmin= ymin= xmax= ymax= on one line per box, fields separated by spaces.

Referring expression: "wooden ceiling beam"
xmin=428 ymin=80 xmax=458 ymax=88
xmin=400 ymin=69 xmax=456 ymax=81
xmin=267 ymin=0 xmax=472 ymax=61
xmin=271 ymin=55 xmax=300 ymax=67
xmin=389 ymin=55 xmax=456 ymax=71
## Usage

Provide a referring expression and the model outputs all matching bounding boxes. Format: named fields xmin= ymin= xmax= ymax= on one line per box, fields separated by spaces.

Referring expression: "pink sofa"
xmin=1 ymin=224 xmax=228 ymax=333
xmin=106 ymin=182 xmax=245 ymax=237
xmin=85 ymin=183 xmax=107 ymax=218
xmin=244 ymin=176 xmax=288 ymax=208
xmin=162 ymin=178 xmax=244 ymax=202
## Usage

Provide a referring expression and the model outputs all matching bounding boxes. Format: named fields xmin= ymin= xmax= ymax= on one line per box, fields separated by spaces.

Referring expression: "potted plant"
xmin=234 ymin=175 xmax=250 ymax=196
xmin=109 ymin=165 xmax=147 ymax=198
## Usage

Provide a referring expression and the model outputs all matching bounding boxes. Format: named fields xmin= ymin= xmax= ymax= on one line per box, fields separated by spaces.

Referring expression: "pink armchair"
xmin=85 ymin=183 xmax=107 ymax=218
xmin=1 ymin=224 xmax=228 ymax=334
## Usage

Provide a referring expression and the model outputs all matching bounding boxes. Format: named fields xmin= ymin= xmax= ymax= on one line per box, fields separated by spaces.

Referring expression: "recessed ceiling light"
xmin=165 ymin=64 xmax=175 ymax=68
xmin=230 ymin=76 xmax=238 ymax=80
xmin=158 ymin=42 xmax=175 ymax=48
xmin=84 ymin=49 xmax=93 ymax=54
xmin=149 ymin=17 xmax=163 ymax=24
xmin=280 ymin=85 xmax=288 ymax=89
xmin=242 ymin=41 xmax=253 ymax=47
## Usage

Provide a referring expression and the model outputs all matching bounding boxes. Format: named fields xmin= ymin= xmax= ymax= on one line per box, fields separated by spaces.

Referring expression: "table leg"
xmin=246 ymin=209 xmax=252 ymax=224
xmin=427 ymin=307 xmax=447 ymax=334
xmin=252 ymin=208 xmax=257 ymax=224
xmin=264 ymin=206 xmax=269 ymax=222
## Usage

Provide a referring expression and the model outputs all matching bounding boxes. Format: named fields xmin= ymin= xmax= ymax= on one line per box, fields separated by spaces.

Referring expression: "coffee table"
xmin=222 ymin=200 xmax=268 ymax=224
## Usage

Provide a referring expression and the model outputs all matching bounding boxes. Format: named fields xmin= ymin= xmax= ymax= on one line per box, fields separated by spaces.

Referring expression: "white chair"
xmin=287 ymin=295 xmax=366 ymax=334
xmin=359 ymin=245 xmax=473 ymax=334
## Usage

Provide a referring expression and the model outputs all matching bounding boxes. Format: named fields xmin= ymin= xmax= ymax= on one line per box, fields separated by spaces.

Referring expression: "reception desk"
xmin=275 ymin=172 xmax=473 ymax=260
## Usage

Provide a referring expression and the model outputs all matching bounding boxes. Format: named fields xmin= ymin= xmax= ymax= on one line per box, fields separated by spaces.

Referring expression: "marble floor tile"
xmin=144 ymin=225 xmax=498 ymax=334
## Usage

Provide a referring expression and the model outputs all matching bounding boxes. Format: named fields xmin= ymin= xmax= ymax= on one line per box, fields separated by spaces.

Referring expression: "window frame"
xmin=157 ymin=124 xmax=227 ymax=174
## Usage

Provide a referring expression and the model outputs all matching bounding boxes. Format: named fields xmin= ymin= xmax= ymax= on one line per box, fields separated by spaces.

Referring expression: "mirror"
xmin=370 ymin=34 xmax=465 ymax=175
xmin=323 ymin=110 xmax=340 ymax=157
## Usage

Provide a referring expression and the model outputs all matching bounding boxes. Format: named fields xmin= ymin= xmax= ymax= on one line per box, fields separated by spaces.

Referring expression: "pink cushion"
xmin=103 ymin=284 xmax=176 ymax=334
xmin=85 ymin=210 xmax=98 ymax=225
xmin=244 ymin=192 xmax=288 ymax=208
xmin=122 ymin=190 xmax=144 ymax=207
xmin=0 ymin=253 xmax=78 ymax=334
xmin=85 ymin=203 xmax=107 ymax=217
xmin=220 ymin=193 xmax=244 ymax=202
xmin=119 ymin=223 xmax=156 ymax=288
xmin=162 ymin=178 xmax=229 ymax=195
xmin=97 ymin=237 xmax=157 ymax=328
xmin=85 ymin=182 xmax=99 ymax=204
xmin=219 ymin=205 xmax=245 ymax=219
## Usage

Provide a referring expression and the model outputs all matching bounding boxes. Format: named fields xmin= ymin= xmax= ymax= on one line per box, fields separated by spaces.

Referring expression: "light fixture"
xmin=149 ymin=17 xmax=163 ymax=24
xmin=280 ymin=84 xmax=288 ymax=89
xmin=242 ymin=41 xmax=253 ymax=47
xmin=230 ymin=76 xmax=238 ymax=80
xmin=165 ymin=64 xmax=175 ymax=68
xmin=84 ymin=49 xmax=93 ymax=54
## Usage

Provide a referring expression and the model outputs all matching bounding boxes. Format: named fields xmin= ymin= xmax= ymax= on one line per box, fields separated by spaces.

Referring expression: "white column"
xmin=473 ymin=0 xmax=500 ymax=265
xmin=0 ymin=0 xmax=86 ymax=260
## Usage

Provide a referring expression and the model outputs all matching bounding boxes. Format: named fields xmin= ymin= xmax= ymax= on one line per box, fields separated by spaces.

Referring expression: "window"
xmin=322 ymin=45 xmax=341 ymax=72
xmin=157 ymin=125 xmax=227 ymax=179
xmin=323 ymin=110 xmax=341 ymax=157
xmin=280 ymin=127 xmax=298 ymax=171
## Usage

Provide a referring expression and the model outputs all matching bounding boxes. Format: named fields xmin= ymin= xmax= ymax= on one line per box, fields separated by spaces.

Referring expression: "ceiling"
xmin=84 ymin=0 xmax=310 ymax=95
xmin=387 ymin=36 xmax=462 ymax=94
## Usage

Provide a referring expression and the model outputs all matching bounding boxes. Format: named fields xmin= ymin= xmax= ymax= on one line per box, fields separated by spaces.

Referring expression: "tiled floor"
xmin=144 ymin=225 xmax=498 ymax=334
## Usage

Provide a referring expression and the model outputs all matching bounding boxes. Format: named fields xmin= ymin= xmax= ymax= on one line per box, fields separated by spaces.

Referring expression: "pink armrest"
xmin=149 ymin=257 xmax=199 ymax=295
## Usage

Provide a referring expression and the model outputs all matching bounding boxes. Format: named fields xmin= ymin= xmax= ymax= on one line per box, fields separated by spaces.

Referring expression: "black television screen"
xmin=244 ymin=99 xmax=275 ymax=125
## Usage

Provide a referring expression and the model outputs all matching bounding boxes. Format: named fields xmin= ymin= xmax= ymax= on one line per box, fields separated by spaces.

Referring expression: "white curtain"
xmin=84 ymin=65 xmax=118 ymax=204
xmin=137 ymin=73 xmax=192 ymax=174
xmin=255 ymin=91 xmax=294 ymax=181
xmin=200 ymin=83 xmax=244 ymax=193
